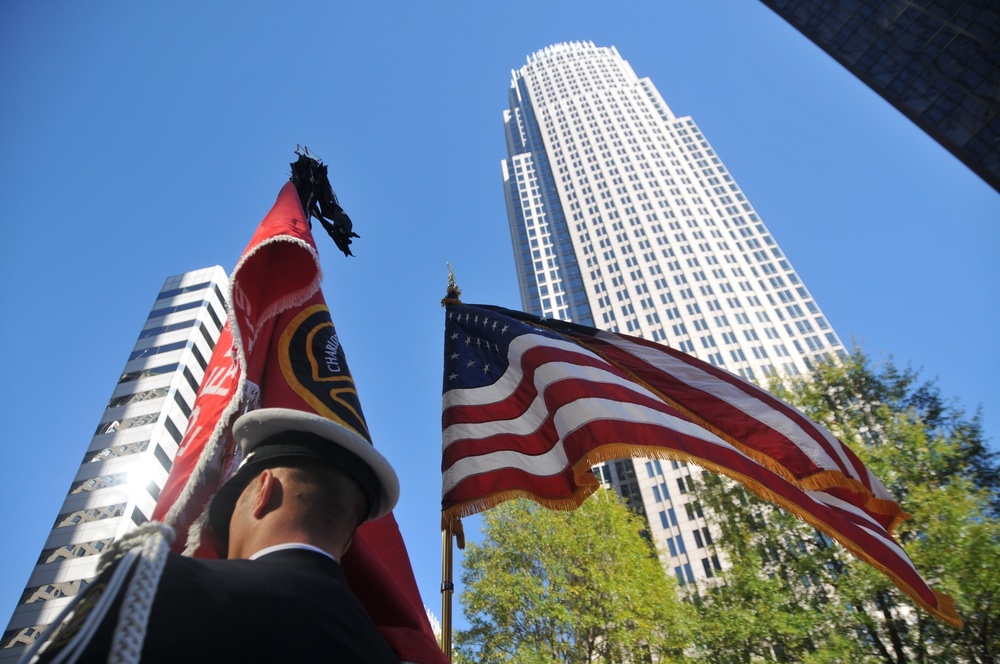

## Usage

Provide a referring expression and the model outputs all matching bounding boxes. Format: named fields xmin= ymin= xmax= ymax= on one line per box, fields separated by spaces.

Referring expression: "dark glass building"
xmin=760 ymin=0 xmax=999 ymax=191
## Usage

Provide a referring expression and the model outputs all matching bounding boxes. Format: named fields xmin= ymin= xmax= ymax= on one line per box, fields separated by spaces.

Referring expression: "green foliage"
xmin=692 ymin=349 xmax=999 ymax=662
xmin=455 ymin=489 xmax=695 ymax=663
xmin=454 ymin=350 xmax=997 ymax=662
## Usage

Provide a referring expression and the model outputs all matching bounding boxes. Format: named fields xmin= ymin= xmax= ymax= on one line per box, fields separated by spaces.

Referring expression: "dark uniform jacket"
xmin=34 ymin=549 xmax=398 ymax=663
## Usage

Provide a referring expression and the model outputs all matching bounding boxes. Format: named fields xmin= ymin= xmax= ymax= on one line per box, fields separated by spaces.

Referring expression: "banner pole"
xmin=440 ymin=524 xmax=454 ymax=661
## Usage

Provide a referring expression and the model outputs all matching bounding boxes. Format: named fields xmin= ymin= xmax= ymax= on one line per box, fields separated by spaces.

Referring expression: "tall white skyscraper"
xmin=502 ymin=42 xmax=847 ymax=587
xmin=0 ymin=266 xmax=228 ymax=662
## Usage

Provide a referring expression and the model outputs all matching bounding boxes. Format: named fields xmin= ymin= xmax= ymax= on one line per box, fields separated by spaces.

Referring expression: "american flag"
xmin=441 ymin=302 xmax=960 ymax=627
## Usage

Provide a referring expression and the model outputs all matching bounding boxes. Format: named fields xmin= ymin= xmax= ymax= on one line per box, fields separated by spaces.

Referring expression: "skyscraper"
xmin=0 ymin=266 xmax=228 ymax=662
xmin=502 ymin=41 xmax=847 ymax=586
xmin=759 ymin=0 xmax=999 ymax=192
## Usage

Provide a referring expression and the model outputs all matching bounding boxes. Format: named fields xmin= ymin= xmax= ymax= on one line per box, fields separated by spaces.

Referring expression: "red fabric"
xmin=154 ymin=181 xmax=445 ymax=662
xmin=345 ymin=515 xmax=449 ymax=664
xmin=578 ymin=330 xmax=904 ymax=530
xmin=151 ymin=324 xmax=239 ymax=544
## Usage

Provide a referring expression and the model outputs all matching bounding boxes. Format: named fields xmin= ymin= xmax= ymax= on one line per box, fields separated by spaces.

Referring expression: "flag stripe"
xmin=598 ymin=332 xmax=855 ymax=476
xmin=444 ymin=380 xmax=679 ymax=461
xmin=585 ymin=331 xmax=903 ymax=528
xmin=445 ymin=396 xmax=746 ymax=491
xmin=589 ymin=330 xmax=891 ymax=500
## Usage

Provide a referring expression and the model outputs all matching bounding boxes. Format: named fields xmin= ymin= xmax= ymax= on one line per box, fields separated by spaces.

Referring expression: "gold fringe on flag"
xmin=441 ymin=440 xmax=963 ymax=629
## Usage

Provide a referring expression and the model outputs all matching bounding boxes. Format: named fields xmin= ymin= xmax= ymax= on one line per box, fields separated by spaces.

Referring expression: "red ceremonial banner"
xmin=153 ymin=181 xmax=445 ymax=662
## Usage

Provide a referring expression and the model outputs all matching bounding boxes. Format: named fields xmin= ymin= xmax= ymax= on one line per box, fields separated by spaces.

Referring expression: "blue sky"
xmin=1 ymin=1 xmax=996 ymax=634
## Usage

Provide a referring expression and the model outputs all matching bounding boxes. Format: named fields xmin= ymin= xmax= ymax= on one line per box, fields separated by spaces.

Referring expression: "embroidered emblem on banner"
xmin=278 ymin=304 xmax=370 ymax=440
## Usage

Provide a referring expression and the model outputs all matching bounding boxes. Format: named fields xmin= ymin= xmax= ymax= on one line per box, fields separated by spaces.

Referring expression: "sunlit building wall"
xmin=0 ymin=266 xmax=228 ymax=662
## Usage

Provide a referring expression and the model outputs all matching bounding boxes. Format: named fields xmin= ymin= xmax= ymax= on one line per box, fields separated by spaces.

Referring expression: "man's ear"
xmin=250 ymin=469 xmax=278 ymax=519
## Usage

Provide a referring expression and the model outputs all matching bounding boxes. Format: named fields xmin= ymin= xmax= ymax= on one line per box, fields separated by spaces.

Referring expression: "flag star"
xmin=473 ymin=315 xmax=479 ymax=325
xmin=450 ymin=352 xmax=459 ymax=360
xmin=475 ymin=338 xmax=482 ymax=347
xmin=466 ymin=359 xmax=476 ymax=368
xmin=482 ymin=363 xmax=490 ymax=374
xmin=501 ymin=325 xmax=509 ymax=334
xmin=448 ymin=373 xmax=458 ymax=381
xmin=450 ymin=332 xmax=459 ymax=341
xmin=465 ymin=336 xmax=472 ymax=345
xmin=448 ymin=311 xmax=454 ymax=320
xmin=492 ymin=321 xmax=498 ymax=331
xmin=483 ymin=316 xmax=489 ymax=327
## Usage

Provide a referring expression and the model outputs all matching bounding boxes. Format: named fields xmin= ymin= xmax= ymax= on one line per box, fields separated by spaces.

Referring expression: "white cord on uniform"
xmin=105 ymin=523 xmax=175 ymax=664
xmin=18 ymin=519 xmax=174 ymax=664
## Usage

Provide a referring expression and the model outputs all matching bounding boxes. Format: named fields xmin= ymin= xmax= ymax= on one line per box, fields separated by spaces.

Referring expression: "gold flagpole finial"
xmin=441 ymin=262 xmax=462 ymax=307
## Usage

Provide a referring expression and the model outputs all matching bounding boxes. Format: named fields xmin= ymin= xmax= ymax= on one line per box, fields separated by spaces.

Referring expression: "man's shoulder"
xmin=159 ymin=549 xmax=345 ymax=595
xmin=149 ymin=552 xmax=396 ymax=661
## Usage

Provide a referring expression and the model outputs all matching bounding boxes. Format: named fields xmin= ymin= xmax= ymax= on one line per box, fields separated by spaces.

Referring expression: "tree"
xmin=455 ymin=489 xmax=695 ymax=663
xmin=691 ymin=349 xmax=1000 ymax=662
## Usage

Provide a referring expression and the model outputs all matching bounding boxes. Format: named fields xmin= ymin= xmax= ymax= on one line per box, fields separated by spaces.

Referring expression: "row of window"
xmin=155 ymin=280 xmax=214 ymax=301
xmin=69 ymin=473 xmax=127 ymax=495
xmin=19 ymin=579 xmax=85 ymax=605
xmin=83 ymin=440 xmax=150 ymax=464
xmin=674 ymin=555 xmax=723 ymax=586
xmin=37 ymin=537 xmax=111 ymax=566
xmin=147 ymin=297 xmax=223 ymax=332
xmin=131 ymin=321 xmax=217 ymax=366
xmin=53 ymin=503 xmax=125 ymax=529
xmin=0 ymin=624 xmax=45 ymax=650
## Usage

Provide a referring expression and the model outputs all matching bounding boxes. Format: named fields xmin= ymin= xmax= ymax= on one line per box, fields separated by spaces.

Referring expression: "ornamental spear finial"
xmin=441 ymin=262 xmax=463 ymax=307
xmin=290 ymin=146 xmax=359 ymax=257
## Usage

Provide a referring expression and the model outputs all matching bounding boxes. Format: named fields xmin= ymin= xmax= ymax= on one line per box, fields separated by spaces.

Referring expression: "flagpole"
xmin=441 ymin=266 xmax=463 ymax=661
xmin=440 ymin=524 xmax=454 ymax=661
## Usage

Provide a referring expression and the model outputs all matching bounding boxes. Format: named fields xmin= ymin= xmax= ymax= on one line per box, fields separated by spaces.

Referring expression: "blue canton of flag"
xmin=443 ymin=305 xmax=560 ymax=391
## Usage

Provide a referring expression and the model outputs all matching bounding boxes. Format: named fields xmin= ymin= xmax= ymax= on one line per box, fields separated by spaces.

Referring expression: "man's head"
xmin=208 ymin=408 xmax=399 ymax=556
xmin=224 ymin=460 xmax=371 ymax=559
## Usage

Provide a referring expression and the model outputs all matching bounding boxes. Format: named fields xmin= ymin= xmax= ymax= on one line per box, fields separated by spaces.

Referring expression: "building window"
xmin=37 ymin=537 xmax=114 ymax=565
xmin=154 ymin=444 xmax=173 ymax=472
xmin=83 ymin=440 xmax=149 ymax=464
xmin=107 ymin=387 xmax=168 ymax=408
xmin=94 ymin=412 xmax=159 ymax=436
xmin=138 ymin=319 xmax=196 ymax=340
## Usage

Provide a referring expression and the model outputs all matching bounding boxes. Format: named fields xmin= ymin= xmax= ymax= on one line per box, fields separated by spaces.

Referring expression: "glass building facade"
xmin=502 ymin=42 xmax=848 ymax=586
xmin=760 ymin=0 xmax=999 ymax=191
